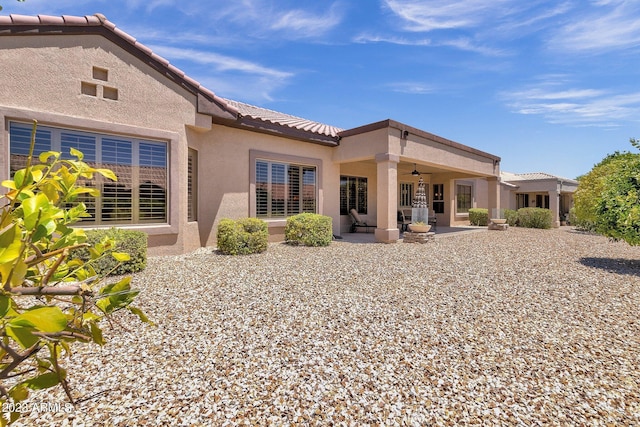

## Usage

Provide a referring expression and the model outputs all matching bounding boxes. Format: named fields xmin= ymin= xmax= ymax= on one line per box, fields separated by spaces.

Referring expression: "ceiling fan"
xmin=403 ymin=163 xmax=430 ymax=176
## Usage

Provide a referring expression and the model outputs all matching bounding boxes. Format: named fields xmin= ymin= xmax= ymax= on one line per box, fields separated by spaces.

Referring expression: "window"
xmin=536 ymin=194 xmax=550 ymax=209
xmin=456 ymin=184 xmax=472 ymax=214
xmin=516 ymin=193 xmax=529 ymax=209
xmin=432 ymin=184 xmax=444 ymax=214
xmin=256 ymin=160 xmax=316 ymax=218
xmin=187 ymin=149 xmax=198 ymax=221
xmin=9 ymin=122 xmax=167 ymax=225
xmin=340 ymin=176 xmax=367 ymax=215
xmin=399 ymin=182 xmax=414 ymax=208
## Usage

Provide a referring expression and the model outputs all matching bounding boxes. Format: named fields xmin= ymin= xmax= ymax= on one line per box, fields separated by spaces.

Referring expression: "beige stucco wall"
xmin=0 ymin=34 xmax=201 ymax=255
xmin=190 ymin=124 xmax=340 ymax=246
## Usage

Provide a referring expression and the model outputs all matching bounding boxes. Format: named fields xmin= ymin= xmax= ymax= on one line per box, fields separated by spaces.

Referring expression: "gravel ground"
xmin=13 ymin=227 xmax=640 ymax=426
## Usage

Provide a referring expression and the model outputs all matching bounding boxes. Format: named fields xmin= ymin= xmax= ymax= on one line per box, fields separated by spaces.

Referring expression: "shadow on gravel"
xmin=580 ymin=257 xmax=640 ymax=276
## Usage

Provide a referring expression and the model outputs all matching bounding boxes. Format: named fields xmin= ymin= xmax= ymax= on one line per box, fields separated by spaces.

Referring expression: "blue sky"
xmin=3 ymin=0 xmax=640 ymax=179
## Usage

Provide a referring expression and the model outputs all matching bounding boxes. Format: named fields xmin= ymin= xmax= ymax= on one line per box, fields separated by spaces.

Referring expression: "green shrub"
xmin=469 ymin=208 xmax=489 ymax=226
xmin=504 ymin=209 xmax=518 ymax=226
xmin=517 ymin=207 xmax=553 ymax=229
xmin=217 ymin=218 xmax=268 ymax=255
xmin=72 ymin=228 xmax=147 ymax=275
xmin=568 ymin=207 xmax=578 ymax=226
xmin=285 ymin=213 xmax=333 ymax=246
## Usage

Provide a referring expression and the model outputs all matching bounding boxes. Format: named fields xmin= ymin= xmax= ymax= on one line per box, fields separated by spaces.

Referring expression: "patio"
xmin=339 ymin=225 xmax=488 ymax=244
xmin=16 ymin=227 xmax=640 ymax=426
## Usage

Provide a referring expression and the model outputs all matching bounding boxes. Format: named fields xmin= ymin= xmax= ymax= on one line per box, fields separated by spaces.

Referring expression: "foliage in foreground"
xmin=217 ymin=218 xmax=268 ymax=255
xmin=72 ymin=228 xmax=147 ymax=276
xmin=285 ymin=213 xmax=333 ymax=247
xmin=0 ymin=121 xmax=149 ymax=425
xmin=573 ymin=141 xmax=640 ymax=245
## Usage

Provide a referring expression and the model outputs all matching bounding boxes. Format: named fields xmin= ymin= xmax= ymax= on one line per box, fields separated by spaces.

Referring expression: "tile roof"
xmin=501 ymin=171 xmax=578 ymax=183
xmin=0 ymin=13 xmax=344 ymax=141
xmin=223 ymin=98 xmax=343 ymax=138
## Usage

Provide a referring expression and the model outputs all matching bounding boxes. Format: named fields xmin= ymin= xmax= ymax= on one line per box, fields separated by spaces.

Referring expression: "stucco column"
xmin=375 ymin=153 xmax=400 ymax=243
xmin=550 ymin=190 xmax=561 ymax=227
xmin=487 ymin=176 xmax=500 ymax=217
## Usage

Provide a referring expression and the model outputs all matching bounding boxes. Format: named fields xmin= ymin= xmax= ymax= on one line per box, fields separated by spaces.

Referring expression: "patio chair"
xmin=397 ymin=210 xmax=411 ymax=232
xmin=429 ymin=215 xmax=437 ymax=231
xmin=349 ymin=208 xmax=375 ymax=233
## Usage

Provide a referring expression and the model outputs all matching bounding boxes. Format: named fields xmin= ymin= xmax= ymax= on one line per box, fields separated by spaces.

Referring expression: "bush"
xmin=517 ymin=207 xmax=553 ymax=229
xmin=72 ymin=228 xmax=147 ymax=275
xmin=573 ymin=151 xmax=637 ymax=231
xmin=469 ymin=208 xmax=489 ymax=226
xmin=217 ymin=218 xmax=268 ymax=255
xmin=285 ymin=213 xmax=333 ymax=246
xmin=594 ymin=154 xmax=640 ymax=245
xmin=504 ymin=209 xmax=518 ymax=226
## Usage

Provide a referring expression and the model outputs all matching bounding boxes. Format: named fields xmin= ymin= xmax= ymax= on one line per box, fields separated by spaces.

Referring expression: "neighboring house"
xmin=500 ymin=172 xmax=579 ymax=226
xmin=0 ymin=14 xmax=504 ymax=255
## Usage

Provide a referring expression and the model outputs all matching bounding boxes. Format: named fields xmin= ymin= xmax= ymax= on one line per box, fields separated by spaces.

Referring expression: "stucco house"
xmin=1 ymin=14 xmax=508 ymax=255
xmin=500 ymin=172 xmax=578 ymax=226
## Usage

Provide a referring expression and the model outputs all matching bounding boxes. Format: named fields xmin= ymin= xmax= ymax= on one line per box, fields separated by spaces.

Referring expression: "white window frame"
xmin=249 ymin=150 xmax=322 ymax=223
xmin=8 ymin=121 xmax=168 ymax=226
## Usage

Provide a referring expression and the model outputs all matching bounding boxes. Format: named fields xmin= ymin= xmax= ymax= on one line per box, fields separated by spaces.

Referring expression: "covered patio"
xmin=335 ymin=119 xmax=501 ymax=243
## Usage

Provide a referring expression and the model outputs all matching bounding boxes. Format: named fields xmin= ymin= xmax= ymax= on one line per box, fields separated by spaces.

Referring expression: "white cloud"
xmin=147 ymin=45 xmax=294 ymax=101
xmin=551 ymin=1 xmax=640 ymax=52
xmin=387 ymin=82 xmax=435 ymax=94
xmin=149 ymin=45 xmax=293 ymax=80
xmin=382 ymin=0 xmax=512 ymax=32
xmin=502 ymin=82 xmax=640 ymax=127
xmin=353 ymin=33 xmax=432 ymax=46
xmin=270 ymin=3 xmax=344 ymax=38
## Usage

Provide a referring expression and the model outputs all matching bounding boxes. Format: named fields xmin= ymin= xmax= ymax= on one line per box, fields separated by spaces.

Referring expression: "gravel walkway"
xmin=15 ymin=227 xmax=640 ymax=426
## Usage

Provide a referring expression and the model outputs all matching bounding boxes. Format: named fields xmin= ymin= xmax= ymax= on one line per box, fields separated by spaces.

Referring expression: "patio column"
xmin=375 ymin=153 xmax=400 ymax=243
xmin=550 ymin=189 xmax=561 ymax=227
xmin=487 ymin=176 xmax=500 ymax=217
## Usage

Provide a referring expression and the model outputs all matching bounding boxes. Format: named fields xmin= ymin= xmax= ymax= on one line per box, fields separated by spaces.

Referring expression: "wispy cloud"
xmin=387 ymin=82 xmax=435 ymax=94
xmin=502 ymin=80 xmax=640 ymax=127
xmin=149 ymin=45 xmax=293 ymax=80
xmin=353 ymin=32 xmax=504 ymax=56
xmin=353 ymin=33 xmax=432 ymax=46
xmin=148 ymin=45 xmax=294 ymax=101
xmin=269 ymin=3 xmax=344 ymax=38
xmin=550 ymin=0 xmax=640 ymax=52
xmin=382 ymin=0 xmax=512 ymax=32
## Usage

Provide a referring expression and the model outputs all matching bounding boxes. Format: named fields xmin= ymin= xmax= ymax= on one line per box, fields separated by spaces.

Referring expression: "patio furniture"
xmin=429 ymin=215 xmax=437 ymax=231
xmin=397 ymin=209 xmax=411 ymax=232
xmin=349 ymin=208 xmax=375 ymax=233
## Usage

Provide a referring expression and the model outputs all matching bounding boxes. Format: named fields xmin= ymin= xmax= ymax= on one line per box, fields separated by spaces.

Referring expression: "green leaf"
xmin=111 ymin=252 xmax=130 ymax=262
xmin=9 ymin=306 xmax=68 ymax=333
xmin=38 ymin=151 xmax=60 ymax=163
xmin=97 ymin=277 xmax=138 ymax=314
xmin=6 ymin=325 xmax=39 ymax=349
xmin=128 ymin=306 xmax=152 ymax=324
xmin=23 ymin=371 xmax=63 ymax=390
xmin=1 ymin=179 xmax=16 ymax=190
xmin=13 ymin=169 xmax=26 ymax=188
xmin=8 ymin=385 xmax=29 ymax=403
xmin=0 ymin=295 xmax=11 ymax=318
xmin=96 ymin=168 xmax=117 ymax=181
xmin=69 ymin=147 xmax=84 ymax=160
xmin=31 ymin=168 xmax=43 ymax=183
xmin=90 ymin=322 xmax=105 ymax=346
